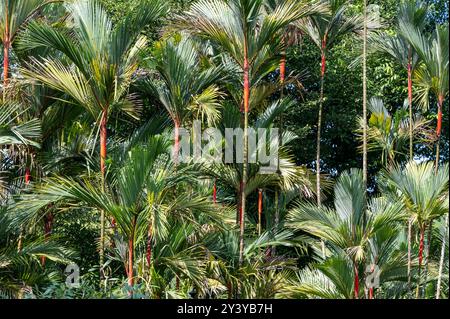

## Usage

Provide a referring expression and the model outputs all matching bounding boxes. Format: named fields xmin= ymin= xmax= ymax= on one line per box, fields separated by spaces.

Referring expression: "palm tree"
xmin=141 ymin=37 xmax=224 ymax=164
xmin=263 ymin=0 xmax=327 ymax=235
xmin=436 ymin=213 xmax=449 ymax=299
xmin=380 ymin=161 xmax=449 ymax=298
xmin=358 ymin=97 xmax=430 ymax=168
xmin=12 ymin=133 xmax=223 ymax=295
xmin=0 ymin=101 xmax=41 ymax=200
xmin=400 ymin=22 xmax=449 ymax=298
xmin=201 ymin=98 xmax=317 ymax=232
xmin=278 ymin=234 xmax=409 ymax=300
xmin=372 ymin=0 xmax=427 ymax=161
xmin=287 ymin=168 xmax=404 ymax=298
xmin=18 ymin=0 xmax=167 ymax=275
xmin=1 ymin=0 xmax=58 ymax=99
xmin=0 ymin=207 xmax=75 ymax=298
xmin=371 ymin=5 xmax=428 ymax=289
xmin=177 ymin=0 xmax=326 ymax=265
xmin=299 ymin=0 xmax=366 ymax=206
xmin=399 ymin=22 xmax=449 ymax=171
xmin=362 ymin=0 xmax=368 ymax=188
xmin=0 ymin=101 xmax=40 ymax=148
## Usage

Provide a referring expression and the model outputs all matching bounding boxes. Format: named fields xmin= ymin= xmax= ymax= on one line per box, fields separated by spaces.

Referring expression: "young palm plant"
xmin=287 ymin=168 xmax=404 ymax=298
xmin=379 ymin=161 xmax=449 ymax=298
xmin=357 ymin=97 xmax=430 ymax=168
xmin=140 ymin=36 xmax=224 ymax=164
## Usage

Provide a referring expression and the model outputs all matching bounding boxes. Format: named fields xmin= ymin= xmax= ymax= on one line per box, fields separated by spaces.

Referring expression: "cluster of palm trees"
xmin=0 ymin=0 xmax=448 ymax=299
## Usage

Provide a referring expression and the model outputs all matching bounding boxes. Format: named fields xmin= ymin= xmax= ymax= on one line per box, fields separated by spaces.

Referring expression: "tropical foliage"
xmin=0 ymin=0 xmax=448 ymax=299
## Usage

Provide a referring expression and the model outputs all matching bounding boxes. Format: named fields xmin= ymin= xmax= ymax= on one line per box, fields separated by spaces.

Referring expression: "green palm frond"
xmin=400 ymin=22 xmax=449 ymax=110
xmin=0 ymin=102 xmax=41 ymax=148
xmin=379 ymin=161 xmax=449 ymax=228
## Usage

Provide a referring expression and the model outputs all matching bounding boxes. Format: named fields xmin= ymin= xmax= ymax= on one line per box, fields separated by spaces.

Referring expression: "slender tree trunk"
xmin=258 ymin=189 xmax=262 ymax=236
xmin=227 ymin=281 xmax=232 ymax=299
xmin=99 ymin=109 xmax=108 ymax=280
xmin=421 ymin=220 xmax=433 ymax=298
xmin=3 ymin=5 xmax=10 ymax=102
xmin=2 ymin=39 xmax=8 ymax=91
xmin=128 ymin=238 xmax=134 ymax=288
xmin=239 ymin=109 xmax=248 ymax=266
xmin=407 ymin=51 xmax=413 ymax=160
xmin=316 ymin=38 xmax=326 ymax=205
xmin=316 ymin=75 xmax=324 ymax=205
xmin=239 ymin=42 xmax=250 ymax=266
xmin=40 ymin=212 xmax=53 ymax=267
xmin=173 ymin=120 xmax=180 ymax=165
xmin=416 ymin=225 xmax=425 ymax=298
xmin=407 ymin=217 xmax=412 ymax=295
xmin=25 ymin=167 xmax=31 ymax=184
xmin=237 ymin=181 xmax=243 ymax=224
xmin=436 ymin=213 xmax=448 ymax=299
xmin=435 ymin=96 xmax=443 ymax=173
xmin=146 ymin=220 xmax=153 ymax=267
xmin=274 ymin=48 xmax=286 ymax=240
xmin=213 ymin=179 xmax=217 ymax=203
xmin=362 ymin=0 xmax=368 ymax=188
xmin=353 ymin=262 xmax=359 ymax=299
xmin=279 ymin=50 xmax=286 ymax=85
xmin=272 ymin=47 xmax=287 ymax=256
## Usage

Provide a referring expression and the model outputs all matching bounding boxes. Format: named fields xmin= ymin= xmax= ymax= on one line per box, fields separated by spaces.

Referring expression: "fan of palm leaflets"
xmin=356 ymin=97 xmax=430 ymax=168
xmin=140 ymin=36 xmax=225 ymax=163
xmin=0 ymin=102 xmax=40 ymax=148
xmin=379 ymin=161 xmax=449 ymax=298
xmin=0 ymin=207 xmax=76 ymax=298
xmin=287 ymin=168 xmax=405 ymax=298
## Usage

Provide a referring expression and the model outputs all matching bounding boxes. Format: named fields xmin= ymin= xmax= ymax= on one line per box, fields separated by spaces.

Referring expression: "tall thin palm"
xmin=0 ymin=0 xmax=56 ymax=98
xmin=298 ymin=0 xmax=368 ymax=205
xmin=371 ymin=2 xmax=428 ymax=292
xmin=372 ymin=0 xmax=428 ymax=160
xmin=141 ymin=37 xmax=224 ymax=163
xmin=177 ymin=0 xmax=326 ymax=265
xmin=379 ymin=161 xmax=449 ymax=298
xmin=0 ymin=207 xmax=75 ymax=298
xmin=18 ymin=0 xmax=167 ymax=273
xmin=400 ymin=22 xmax=449 ymax=170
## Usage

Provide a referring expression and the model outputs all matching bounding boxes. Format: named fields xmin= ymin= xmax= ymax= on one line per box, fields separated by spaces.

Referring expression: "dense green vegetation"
xmin=0 ymin=0 xmax=448 ymax=299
